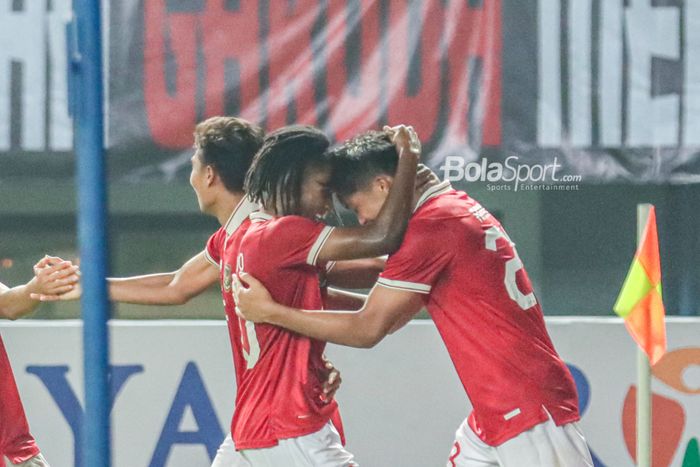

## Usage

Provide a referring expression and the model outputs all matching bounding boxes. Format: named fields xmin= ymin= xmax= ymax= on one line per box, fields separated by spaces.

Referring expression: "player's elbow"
xmin=354 ymin=325 xmax=387 ymax=348
xmin=357 ymin=335 xmax=382 ymax=348
xmin=169 ymin=290 xmax=191 ymax=305
xmin=163 ymin=281 xmax=200 ymax=305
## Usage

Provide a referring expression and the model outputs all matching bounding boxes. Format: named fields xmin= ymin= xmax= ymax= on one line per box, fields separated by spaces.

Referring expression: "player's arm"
xmin=235 ymin=272 xmax=423 ymax=348
xmin=325 ymin=257 xmax=386 ymax=289
xmin=1 ymin=256 xmax=79 ymax=319
xmin=107 ymin=251 xmax=219 ymax=305
xmin=324 ymin=287 xmax=367 ymax=311
xmin=315 ymin=125 xmax=420 ymax=264
xmin=34 ymin=251 xmax=219 ymax=305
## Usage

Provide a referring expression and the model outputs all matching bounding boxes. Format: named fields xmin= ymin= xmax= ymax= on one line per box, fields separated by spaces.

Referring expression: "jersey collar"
xmin=224 ymin=197 xmax=259 ymax=235
xmin=414 ymin=180 xmax=452 ymax=212
xmin=249 ymin=211 xmax=274 ymax=223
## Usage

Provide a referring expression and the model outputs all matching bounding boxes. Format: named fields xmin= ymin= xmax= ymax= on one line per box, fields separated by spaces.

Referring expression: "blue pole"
xmin=72 ymin=1 xmax=111 ymax=465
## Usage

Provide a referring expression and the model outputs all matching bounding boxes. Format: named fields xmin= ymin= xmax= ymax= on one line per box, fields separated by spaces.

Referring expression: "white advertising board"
xmin=1 ymin=318 xmax=698 ymax=467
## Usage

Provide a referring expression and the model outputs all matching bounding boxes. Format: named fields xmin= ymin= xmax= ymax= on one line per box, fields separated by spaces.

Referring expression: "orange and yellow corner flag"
xmin=613 ymin=206 xmax=667 ymax=365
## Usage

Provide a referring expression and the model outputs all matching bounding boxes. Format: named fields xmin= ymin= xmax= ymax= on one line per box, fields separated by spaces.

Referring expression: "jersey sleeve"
xmin=377 ymin=220 xmax=452 ymax=294
xmin=267 ymin=216 xmax=335 ymax=268
xmin=204 ymin=228 xmax=226 ymax=267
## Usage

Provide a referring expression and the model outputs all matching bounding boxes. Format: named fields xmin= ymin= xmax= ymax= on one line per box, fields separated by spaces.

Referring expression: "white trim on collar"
xmin=225 ymin=197 xmax=259 ymax=236
xmin=249 ymin=211 xmax=274 ymax=223
xmin=414 ymin=180 xmax=452 ymax=212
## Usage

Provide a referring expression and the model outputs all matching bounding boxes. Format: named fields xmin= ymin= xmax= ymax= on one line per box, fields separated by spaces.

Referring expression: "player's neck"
xmin=211 ymin=191 xmax=246 ymax=226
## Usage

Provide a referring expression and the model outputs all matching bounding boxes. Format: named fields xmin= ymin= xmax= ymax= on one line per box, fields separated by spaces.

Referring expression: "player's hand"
xmin=415 ymin=164 xmax=440 ymax=195
xmin=233 ymin=272 xmax=274 ymax=323
xmin=320 ymin=355 xmax=342 ymax=404
xmin=383 ymin=124 xmax=421 ymax=158
xmin=28 ymin=256 xmax=82 ymax=301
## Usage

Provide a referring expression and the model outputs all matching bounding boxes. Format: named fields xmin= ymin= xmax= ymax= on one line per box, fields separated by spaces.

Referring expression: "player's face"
xmin=341 ymin=177 xmax=391 ymax=225
xmin=300 ymin=163 xmax=333 ymax=221
xmin=189 ymin=150 xmax=211 ymax=213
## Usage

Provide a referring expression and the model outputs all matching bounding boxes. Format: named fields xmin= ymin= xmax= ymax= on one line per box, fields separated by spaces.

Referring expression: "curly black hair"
xmin=244 ymin=125 xmax=330 ymax=215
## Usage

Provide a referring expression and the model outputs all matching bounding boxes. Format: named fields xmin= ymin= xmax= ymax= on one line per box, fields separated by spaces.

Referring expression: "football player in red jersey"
xmin=234 ymin=131 xmax=594 ymax=467
xmin=1 ymin=256 xmax=79 ymax=467
xmin=32 ymin=117 xmax=374 ymax=466
xmin=217 ymin=124 xmax=424 ymax=466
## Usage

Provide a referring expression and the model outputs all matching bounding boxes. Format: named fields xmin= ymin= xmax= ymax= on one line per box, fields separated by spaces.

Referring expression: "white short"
xmin=211 ymin=433 xmax=249 ymax=467
xmin=447 ymin=415 xmax=593 ymax=467
xmin=212 ymin=422 xmax=357 ymax=467
xmin=7 ymin=453 xmax=49 ymax=467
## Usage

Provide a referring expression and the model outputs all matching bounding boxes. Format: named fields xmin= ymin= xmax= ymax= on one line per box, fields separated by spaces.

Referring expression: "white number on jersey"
xmin=236 ymin=253 xmax=261 ymax=369
xmin=484 ymin=226 xmax=537 ymax=310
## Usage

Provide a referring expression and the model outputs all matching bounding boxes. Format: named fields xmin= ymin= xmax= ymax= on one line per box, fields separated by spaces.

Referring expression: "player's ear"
xmin=375 ymin=175 xmax=393 ymax=193
xmin=205 ymin=165 xmax=217 ymax=187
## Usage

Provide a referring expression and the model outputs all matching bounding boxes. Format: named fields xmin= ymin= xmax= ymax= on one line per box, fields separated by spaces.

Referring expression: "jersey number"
xmin=484 ymin=226 xmax=537 ymax=310
xmin=237 ymin=253 xmax=261 ymax=369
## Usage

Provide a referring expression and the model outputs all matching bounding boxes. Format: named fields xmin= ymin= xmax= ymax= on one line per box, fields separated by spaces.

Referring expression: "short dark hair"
xmin=244 ymin=125 xmax=330 ymax=216
xmin=194 ymin=116 xmax=264 ymax=193
xmin=328 ymin=130 xmax=399 ymax=198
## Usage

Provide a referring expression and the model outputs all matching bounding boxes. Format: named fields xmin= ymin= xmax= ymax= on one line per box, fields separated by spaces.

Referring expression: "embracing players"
xmin=234 ymin=130 xmax=594 ymax=467
xmin=34 ymin=117 xmax=408 ymax=466
xmin=210 ymin=123 xmax=426 ymax=466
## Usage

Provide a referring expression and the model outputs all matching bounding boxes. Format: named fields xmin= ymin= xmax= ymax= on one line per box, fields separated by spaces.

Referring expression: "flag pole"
xmin=636 ymin=203 xmax=652 ymax=467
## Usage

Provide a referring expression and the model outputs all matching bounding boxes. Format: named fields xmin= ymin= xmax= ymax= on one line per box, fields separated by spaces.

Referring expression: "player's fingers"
xmin=240 ymin=272 xmax=266 ymax=289
xmin=44 ymin=267 xmax=79 ymax=285
xmin=238 ymin=272 xmax=253 ymax=287
xmin=43 ymin=284 xmax=75 ymax=295
xmin=34 ymin=255 xmax=66 ymax=268
xmin=34 ymin=257 xmax=53 ymax=269
xmin=31 ymin=293 xmax=62 ymax=302
xmin=232 ymin=276 xmax=242 ymax=298
xmin=35 ymin=262 xmax=57 ymax=278
xmin=48 ymin=265 xmax=80 ymax=280
xmin=384 ymin=124 xmax=406 ymax=140
xmin=407 ymin=128 xmax=421 ymax=154
xmin=39 ymin=261 xmax=72 ymax=276
xmin=42 ymin=279 xmax=78 ymax=294
xmin=416 ymin=164 xmax=430 ymax=178
xmin=323 ymin=371 xmax=342 ymax=401
xmin=327 ymin=369 xmax=339 ymax=386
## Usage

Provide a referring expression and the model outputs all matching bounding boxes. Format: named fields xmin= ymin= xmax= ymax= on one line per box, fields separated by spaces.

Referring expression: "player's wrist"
xmin=263 ymin=302 xmax=288 ymax=325
xmin=23 ymin=278 xmax=41 ymax=298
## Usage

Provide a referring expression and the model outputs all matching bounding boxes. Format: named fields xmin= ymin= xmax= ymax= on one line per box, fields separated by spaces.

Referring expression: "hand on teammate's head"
xmin=383 ymin=124 xmax=421 ymax=157
xmin=415 ymin=164 xmax=440 ymax=191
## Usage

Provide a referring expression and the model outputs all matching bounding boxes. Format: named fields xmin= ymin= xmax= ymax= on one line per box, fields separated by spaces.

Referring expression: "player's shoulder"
xmin=209 ymin=225 xmax=227 ymax=239
xmin=411 ymin=183 xmax=464 ymax=221
xmin=248 ymin=213 xmax=325 ymax=241
xmin=206 ymin=225 xmax=227 ymax=248
xmin=205 ymin=226 xmax=228 ymax=264
xmin=405 ymin=187 xmax=475 ymax=240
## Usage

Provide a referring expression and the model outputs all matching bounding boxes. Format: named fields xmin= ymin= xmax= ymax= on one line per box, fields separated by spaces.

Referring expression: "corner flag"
xmin=613 ymin=205 xmax=667 ymax=365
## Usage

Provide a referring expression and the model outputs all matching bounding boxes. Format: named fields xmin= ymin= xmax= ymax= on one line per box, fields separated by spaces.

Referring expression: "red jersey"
xmin=0 ymin=334 xmax=40 ymax=463
xmin=205 ymin=197 xmax=259 ymax=395
xmin=377 ymin=181 xmax=580 ymax=446
xmin=221 ymin=212 xmax=338 ymax=450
